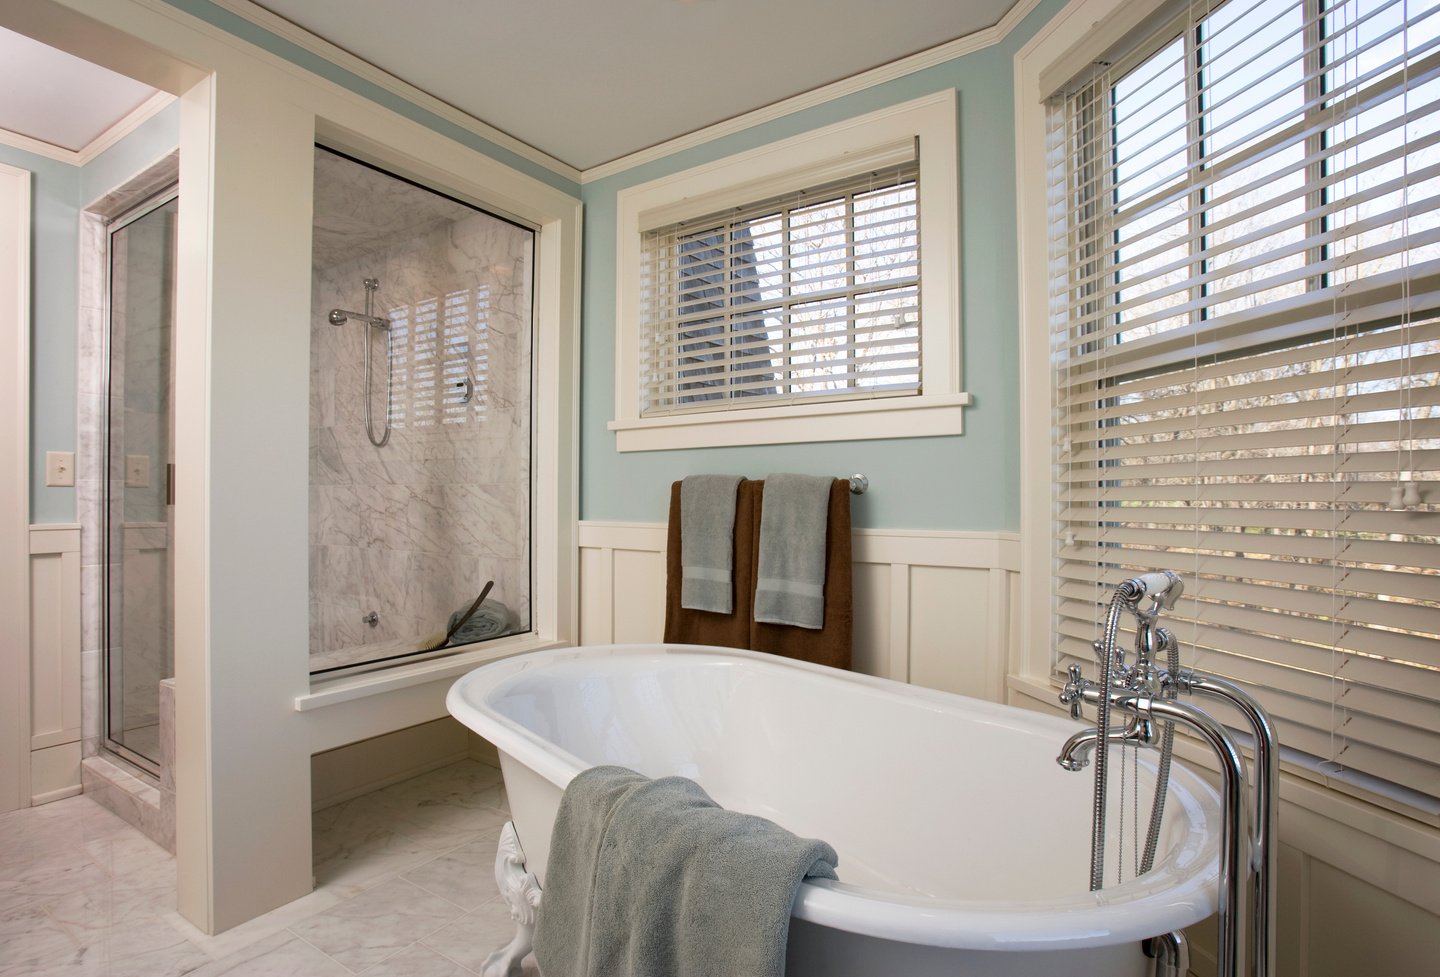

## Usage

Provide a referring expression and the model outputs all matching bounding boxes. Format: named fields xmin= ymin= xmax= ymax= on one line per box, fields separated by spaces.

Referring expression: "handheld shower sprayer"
xmin=1118 ymin=570 xmax=1184 ymax=617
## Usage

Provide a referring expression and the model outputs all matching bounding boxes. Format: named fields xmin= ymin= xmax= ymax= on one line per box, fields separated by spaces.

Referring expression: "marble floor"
xmin=0 ymin=759 xmax=535 ymax=977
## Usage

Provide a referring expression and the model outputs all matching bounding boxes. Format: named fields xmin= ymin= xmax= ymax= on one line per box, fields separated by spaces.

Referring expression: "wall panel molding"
xmin=577 ymin=520 xmax=1019 ymax=699
xmin=28 ymin=525 xmax=83 ymax=803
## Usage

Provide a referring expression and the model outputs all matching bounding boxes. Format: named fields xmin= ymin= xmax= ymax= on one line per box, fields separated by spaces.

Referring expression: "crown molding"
xmin=192 ymin=0 xmax=1041 ymax=185
xmin=580 ymin=0 xmax=1044 ymax=183
xmin=74 ymin=91 xmax=176 ymax=165
xmin=5 ymin=0 xmax=1042 ymax=183
xmin=0 ymin=127 xmax=77 ymax=165
xmin=203 ymin=0 xmax=581 ymax=185
xmin=0 ymin=90 xmax=176 ymax=167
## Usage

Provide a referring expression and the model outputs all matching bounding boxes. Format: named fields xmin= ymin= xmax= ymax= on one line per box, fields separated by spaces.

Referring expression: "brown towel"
xmin=663 ymin=479 xmax=754 ymax=649
xmin=749 ymin=479 xmax=852 ymax=670
xmin=663 ymin=478 xmax=852 ymax=670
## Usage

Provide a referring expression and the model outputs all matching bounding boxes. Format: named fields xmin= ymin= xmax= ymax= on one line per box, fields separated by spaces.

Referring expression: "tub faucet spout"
xmin=1056 ymin=714 xmax=1155 ymax=771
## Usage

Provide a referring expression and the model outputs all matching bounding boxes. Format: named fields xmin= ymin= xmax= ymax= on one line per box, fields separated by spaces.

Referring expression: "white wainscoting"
xmin=577 ymin=521 xmax=1020 ymax=700
xmin=29 ymin=524 xmax=83 ymax=804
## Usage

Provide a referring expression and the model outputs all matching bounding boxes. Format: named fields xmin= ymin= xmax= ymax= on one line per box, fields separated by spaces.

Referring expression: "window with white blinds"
xmin=1047 ymin=0 xmax=1440 ymax=805
xmin=639 ymin=162 xmax=921 ymax=416
xmin=384 ymin=287 xmax=487 ymax=432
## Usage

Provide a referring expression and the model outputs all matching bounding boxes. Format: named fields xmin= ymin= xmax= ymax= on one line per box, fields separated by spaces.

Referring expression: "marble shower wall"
xmin=309 ymin=150 xmax=534 ymax=668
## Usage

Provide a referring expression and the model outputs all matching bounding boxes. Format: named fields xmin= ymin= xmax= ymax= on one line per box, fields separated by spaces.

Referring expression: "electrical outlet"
xmin=126 ymin=454 xmax=150 ymax=488
xmin=46 ymin=451 xmax=75 ymax=487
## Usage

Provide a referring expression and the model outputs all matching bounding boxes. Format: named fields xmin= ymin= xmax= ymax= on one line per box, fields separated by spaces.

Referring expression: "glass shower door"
xmin=104 ymin=192 xmax=177 ymax=774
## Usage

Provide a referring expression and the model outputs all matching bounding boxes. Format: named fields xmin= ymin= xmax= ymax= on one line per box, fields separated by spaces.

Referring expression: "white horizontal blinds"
xmin=639 ymin=159 xmax=921 ymax=416
xmin=441 ymin=287 xmax=484 ymax=422
xmin=1049 ymin=0 xmax=1440 ymax=804
xmin=389 ymin=289 xmax=483 ymax=433
xmin=410 ymin=297 xmax=441 ymax=429
xmin=387 ymin=305 xmax=410 ymax=430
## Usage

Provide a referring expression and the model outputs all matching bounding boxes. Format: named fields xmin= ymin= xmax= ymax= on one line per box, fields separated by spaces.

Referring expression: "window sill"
xmin=608 ymin=391 xmax=971 ymax=452
xmin=296 ymin=633 xmax=567 ymax=712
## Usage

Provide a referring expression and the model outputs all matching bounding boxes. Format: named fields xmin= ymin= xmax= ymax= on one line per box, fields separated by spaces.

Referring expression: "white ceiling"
xmin=250 ymin=0 xmax=1018 ymax=170
xmin=0 ymin=26 xmax=159 ymax=154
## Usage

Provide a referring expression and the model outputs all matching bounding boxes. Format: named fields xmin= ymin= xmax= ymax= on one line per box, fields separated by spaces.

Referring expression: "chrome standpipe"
xmin=1058 ymin=571 xmax=1276 ymax=977
xmin=1178 ymin=672 xmax=1279 ymax=977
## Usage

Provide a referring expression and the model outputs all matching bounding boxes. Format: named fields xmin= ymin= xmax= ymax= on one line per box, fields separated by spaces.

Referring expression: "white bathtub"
xmin=447 ymin=644 xmax=1222 ymax=977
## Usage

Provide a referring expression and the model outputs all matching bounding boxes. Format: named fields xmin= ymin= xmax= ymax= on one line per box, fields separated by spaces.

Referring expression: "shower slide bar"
xmin=328 ymin=277 xmax=393 ymax=448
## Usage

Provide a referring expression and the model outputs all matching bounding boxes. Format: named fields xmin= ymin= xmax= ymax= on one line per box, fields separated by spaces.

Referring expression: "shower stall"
xmin=104 ymin=189 xmax=178 ymax=773
xmin=309 ymin=147 xmax=534 ymax=675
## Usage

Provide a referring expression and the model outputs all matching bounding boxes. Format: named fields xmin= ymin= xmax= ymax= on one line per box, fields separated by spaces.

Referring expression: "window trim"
xmin=610 ymin=90 xmax=967 ymax=451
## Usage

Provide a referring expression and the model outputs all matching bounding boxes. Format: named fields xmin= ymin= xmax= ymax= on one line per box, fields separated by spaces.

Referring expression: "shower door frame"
xmin=101 ymin=184 xmax=179 ymax=778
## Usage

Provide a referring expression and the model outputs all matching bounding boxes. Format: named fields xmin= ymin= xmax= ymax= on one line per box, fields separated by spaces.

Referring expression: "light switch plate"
xmin=46 ymin=451 xmax=75 ymax=487
xmin=126 ymin=454 xmax=150 ymax=488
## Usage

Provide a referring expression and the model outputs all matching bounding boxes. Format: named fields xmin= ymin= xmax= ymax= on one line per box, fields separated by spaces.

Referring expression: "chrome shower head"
xmin=328 ymin=309 xmax=348 ymax=326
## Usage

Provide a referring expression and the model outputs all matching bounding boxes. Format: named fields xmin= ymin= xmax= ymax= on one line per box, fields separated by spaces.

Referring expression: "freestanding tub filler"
xmin=447 ymin=643 xmax=1226 ymax=977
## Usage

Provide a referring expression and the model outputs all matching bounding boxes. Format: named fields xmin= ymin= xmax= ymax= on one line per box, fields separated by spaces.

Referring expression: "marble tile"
xmin=0 ymin=901 xmax=103 ymax=977
xmin=311 ymin=822 xmax=455 ymax=898
xmin=400 ymin=836 xmax=502 ymax=911
xmin=163 ymin=887 xmax=343 ymax=963
xmin=185 ymin=931 xmax=351 ymax=977
xmin=356 ymin=943 xmax=475 ymax=977
xmin=0 ymin=844 xmax=111 ymax=902
xmin=287 ymin=878 xmax=464 ymax=974
xmin=46 ymin=887 xmax=209 ymax=977
xmin=417 ymin=898 xmax=536 ymax=976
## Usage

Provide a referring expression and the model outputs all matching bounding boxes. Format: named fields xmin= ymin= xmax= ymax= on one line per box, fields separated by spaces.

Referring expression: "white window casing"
xmin=611 ymin=90 xmax=967 ymax=451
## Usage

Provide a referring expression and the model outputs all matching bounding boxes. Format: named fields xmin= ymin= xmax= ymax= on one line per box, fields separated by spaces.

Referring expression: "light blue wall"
xmin=9 ymin=100 xmax=180 ymax=523
xmin=578 ymin=0 xmax=1066 ymax=532
xmin=1 ymin=143 xmax=80 ymax=524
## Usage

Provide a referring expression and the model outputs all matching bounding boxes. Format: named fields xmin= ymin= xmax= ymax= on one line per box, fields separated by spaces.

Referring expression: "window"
xmin=385 ymin=286 xmax=489 ymax=432
xmin=1047 ymin=0 xmax=1440 ymax=807
xmin=640 ymin=162 xmax=921 ymax=416
xmin=611 ymin=91 xmax=967 ymax=451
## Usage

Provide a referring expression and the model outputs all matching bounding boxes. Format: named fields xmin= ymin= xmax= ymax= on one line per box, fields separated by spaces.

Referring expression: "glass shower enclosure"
xmin=103 ymin=190 xmax=177 ymax=774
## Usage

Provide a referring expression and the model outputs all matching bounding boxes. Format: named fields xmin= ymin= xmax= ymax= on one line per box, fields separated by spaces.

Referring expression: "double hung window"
xmin=611 ymin=92 xmax=965 ymax=451
xmin=639 ymin=162 xmax=921 ymax=416
xmin=1048 ymin=0 xmax=1440 ymax=805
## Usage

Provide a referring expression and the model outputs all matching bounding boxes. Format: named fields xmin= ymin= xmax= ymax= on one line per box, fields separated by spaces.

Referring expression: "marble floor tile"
xmin=287 ymin=877 xmax=465 ymax=973
xmin=0 ymin=845 xmax=111 ymax=902
xmin=418 ymin=898 xmax=535 ymax=976
xmin=165 ymin=886 xmax=342 ymax=962
xmin=399 ymin=833 xmax=502 ymax=911
xmin=1 ymin=759 xmax=517 ymax=977
xmin=0 ymin=902 xmax=103 ymax=977
xmin=355 ymin=943 xmax=475 ymax=977
xmin=312 ymin=824 xmax=457 ymax=899
xmin=185 ymin=932 xmax=351 ymax=977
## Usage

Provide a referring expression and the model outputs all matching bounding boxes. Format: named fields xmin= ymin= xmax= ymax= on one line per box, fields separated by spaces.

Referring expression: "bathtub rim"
xmin=447 ymin=643 xmax=1224 ymax=951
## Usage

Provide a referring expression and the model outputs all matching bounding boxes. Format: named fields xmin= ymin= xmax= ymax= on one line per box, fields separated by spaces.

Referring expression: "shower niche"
xmin=309 ymin=147 xmax=534 ymax=675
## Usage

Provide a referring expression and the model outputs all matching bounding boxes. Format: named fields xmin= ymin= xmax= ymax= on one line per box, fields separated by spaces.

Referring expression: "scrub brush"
xmin=418 ymin=580 xmax=494 ymax=652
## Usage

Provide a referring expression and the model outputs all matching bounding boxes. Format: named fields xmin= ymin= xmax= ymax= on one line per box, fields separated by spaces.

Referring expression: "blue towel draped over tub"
xmin=532 ymin=765 xmax=838 ymax=977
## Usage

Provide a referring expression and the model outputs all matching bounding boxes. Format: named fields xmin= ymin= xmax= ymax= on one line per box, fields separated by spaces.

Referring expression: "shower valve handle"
xmin=1061 ymin=664 xmax=1088 ymax=720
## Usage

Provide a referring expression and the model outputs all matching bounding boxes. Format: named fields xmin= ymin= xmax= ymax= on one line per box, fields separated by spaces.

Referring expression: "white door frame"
xmin=0 ymin=162 xmax=32 ymax=814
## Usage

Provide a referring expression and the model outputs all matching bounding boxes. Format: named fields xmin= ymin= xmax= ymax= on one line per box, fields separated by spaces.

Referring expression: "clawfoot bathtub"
xmin=447 ymin=644 xmax=1222 ymax=977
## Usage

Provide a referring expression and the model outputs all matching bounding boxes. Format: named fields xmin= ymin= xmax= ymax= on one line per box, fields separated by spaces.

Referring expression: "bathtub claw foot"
xmin=482 ymin=821 xmax=543 ymax=977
